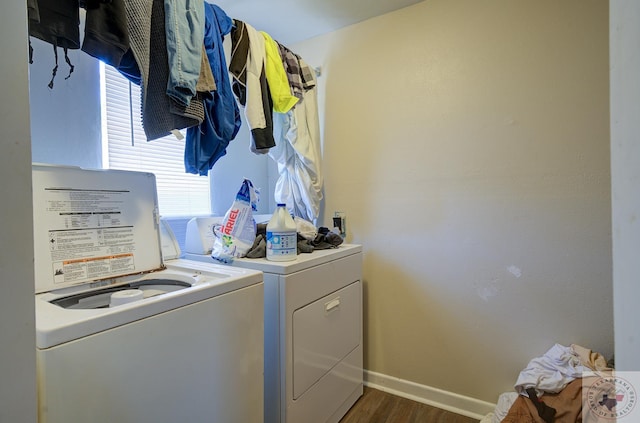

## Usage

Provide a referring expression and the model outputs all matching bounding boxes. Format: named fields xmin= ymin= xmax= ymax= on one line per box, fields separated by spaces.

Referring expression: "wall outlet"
xmin=333 ymin=212 xmax=346 ymax=238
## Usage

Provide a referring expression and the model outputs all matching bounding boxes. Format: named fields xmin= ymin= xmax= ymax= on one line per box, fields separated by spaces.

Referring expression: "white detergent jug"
xmin=266 ymin=204 xmax=297 ymax=261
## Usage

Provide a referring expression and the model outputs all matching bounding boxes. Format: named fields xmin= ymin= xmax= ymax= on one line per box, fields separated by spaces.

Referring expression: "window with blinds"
xmin=100 ymin=63 xmax=211 ymax=216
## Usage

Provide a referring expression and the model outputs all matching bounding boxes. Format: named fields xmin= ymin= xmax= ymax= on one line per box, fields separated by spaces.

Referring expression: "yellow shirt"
xmin=260 ymin=31 xmax=299 ymax=113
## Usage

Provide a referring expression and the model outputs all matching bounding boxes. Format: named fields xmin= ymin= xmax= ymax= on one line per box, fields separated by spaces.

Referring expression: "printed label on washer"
xmin=43 ymin=188 xmax=138 ymax=284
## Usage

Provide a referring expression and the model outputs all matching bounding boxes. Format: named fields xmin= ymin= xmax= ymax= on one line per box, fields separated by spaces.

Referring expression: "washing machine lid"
xmin=32 ymin=164 xmax=164 ymax=294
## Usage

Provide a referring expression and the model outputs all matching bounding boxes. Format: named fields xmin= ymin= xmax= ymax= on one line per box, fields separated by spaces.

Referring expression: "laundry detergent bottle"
xmin=266 ymin=204 xmax=297 ymax=261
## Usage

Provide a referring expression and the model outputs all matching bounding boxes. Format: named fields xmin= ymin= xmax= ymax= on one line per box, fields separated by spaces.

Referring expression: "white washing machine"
xmin=33 ymin=165 xmax=264 ymax=423
xmin=182 ymin=217 xmax=363 ymax=423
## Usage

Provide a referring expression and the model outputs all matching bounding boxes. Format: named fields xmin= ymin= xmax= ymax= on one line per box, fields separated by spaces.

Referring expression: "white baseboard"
xmin=364 ymin=370 xmax=495 ymax=420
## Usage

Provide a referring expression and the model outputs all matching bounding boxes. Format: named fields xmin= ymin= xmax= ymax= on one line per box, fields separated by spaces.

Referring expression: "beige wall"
xmin=293 ymin=0 xmax=612 ymax=402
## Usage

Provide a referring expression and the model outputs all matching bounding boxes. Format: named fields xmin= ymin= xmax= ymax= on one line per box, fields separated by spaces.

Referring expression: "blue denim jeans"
xmin=164 ymin=0 xmax=204 ymax=107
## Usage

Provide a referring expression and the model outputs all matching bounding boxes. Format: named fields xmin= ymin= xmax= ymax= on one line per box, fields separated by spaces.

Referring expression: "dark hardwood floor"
xmin=340 ymin=387 xmax=481 ymax=423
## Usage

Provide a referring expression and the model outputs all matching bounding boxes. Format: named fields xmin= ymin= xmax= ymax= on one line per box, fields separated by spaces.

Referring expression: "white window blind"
xmin=101 ymin=63 xmax=211 ymax=216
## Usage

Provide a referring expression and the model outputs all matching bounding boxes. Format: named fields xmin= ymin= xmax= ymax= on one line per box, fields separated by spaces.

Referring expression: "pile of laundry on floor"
xmin=480 ymin=344 xmax=614 ymax=423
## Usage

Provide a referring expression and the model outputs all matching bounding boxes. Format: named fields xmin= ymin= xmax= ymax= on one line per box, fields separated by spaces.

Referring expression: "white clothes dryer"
xmin=182 ymin=217 xmax=364 ymax=423
xmin=33 ymin=165 xmax=264 ymax=423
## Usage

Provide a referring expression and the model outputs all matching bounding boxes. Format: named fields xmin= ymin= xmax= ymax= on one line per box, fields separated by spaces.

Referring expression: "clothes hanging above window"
xmin=184 ymin=3 xmax=241 ymax=176
xmin=269 ymin=57 xmax=323 ymax=223
xmin=230 ymin=20 xmax=276 ymax=155
xmin=27 ymin=0 xmax=80 ymax=88
xmin=261 ymin=31 xmax=298 ymax=113
xmin=26 ymin=0 xmax=324 ymax=221
xmin=81 ymin=0 xmax=130 ymax=68
xmin=28 ymin=0 xmax=131 ymax=87
xmin=119 ymin=0 xmax=205 ymax=141
xmin=28 ymin=0 xmax=80 ymax=50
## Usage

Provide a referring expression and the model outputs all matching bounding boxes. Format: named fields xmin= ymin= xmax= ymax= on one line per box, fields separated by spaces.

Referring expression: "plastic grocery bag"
xmin=211 ymin=179 xmax=259 ymax=263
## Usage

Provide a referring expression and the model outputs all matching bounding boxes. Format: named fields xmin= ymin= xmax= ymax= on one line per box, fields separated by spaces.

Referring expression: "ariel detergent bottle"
xmin=266 ymin=204 xmax=297 ymax=261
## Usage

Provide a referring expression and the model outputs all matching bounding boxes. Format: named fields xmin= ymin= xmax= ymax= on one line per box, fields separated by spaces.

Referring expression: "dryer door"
xmin=292 ymin=281 xmax=361 ymax=399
